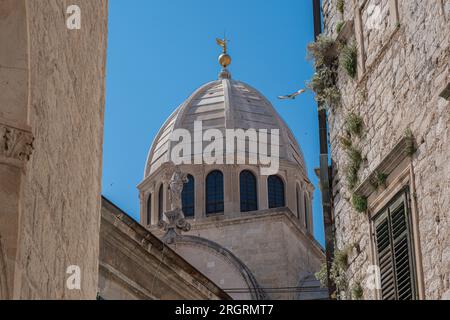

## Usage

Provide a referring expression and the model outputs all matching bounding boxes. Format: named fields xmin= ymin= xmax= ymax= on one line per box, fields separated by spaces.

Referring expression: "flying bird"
xmin=278 ymin=89 xmax=306 ymax=100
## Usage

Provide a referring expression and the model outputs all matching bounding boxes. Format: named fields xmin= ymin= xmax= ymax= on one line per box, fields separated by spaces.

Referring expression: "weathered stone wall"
xmin=99 ymin=198 xmax=230 ymax=300
xmin=322 ymin=0 xmax=449 ymax=299
xmin=153 ymin=209 xmax=324 ymax=300
xmin=9 ymin=0 xmax=108 ymax=299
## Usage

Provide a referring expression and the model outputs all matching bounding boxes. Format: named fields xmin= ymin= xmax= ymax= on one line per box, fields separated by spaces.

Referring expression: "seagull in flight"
xmin=278 ymin=88 xmax=306 ymax=100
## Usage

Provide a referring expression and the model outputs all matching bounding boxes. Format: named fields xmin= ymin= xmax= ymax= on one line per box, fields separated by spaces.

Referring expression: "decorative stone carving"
xmin=168 ymin=167 xmax=188 ymax=211
xmin=158 ymin=209 xmax=191 ymax=244
xmin=158 ymin=165 xmax=191 ymax=244
xmin=0 ymin=123 xmax=34 ymax=162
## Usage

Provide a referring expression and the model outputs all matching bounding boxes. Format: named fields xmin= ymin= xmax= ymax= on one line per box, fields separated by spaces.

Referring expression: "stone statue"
xmin=158 ymin=165 xmax=191 ymax=244
xmin=168 ymin=167 xmax=188 ymax=211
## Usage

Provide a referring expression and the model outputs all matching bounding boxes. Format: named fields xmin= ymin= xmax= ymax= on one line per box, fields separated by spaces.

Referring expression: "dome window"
xmin=158 ymin=184 xmax=164 ymax=222
xmin=206 ymin=170 xmax=224 ymax=215
xmin=268 ymin=175 xmax=285 ymax=209
xmin=240 ymin=170 xmax=258 ymax=212
xmin=296 ymin=185 xmax=301 ymax=219
xmin=182 ymin=175 xmax=195 ymax=218
xmin=147 ymin=193 xmax=152 ymax=225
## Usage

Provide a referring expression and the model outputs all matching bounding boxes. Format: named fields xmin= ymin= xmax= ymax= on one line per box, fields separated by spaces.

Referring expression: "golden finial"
xmin=216 ymin=36 xmax=231 ymax=68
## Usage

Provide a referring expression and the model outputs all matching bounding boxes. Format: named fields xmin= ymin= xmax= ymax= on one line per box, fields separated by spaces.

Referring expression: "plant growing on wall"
xmin=351 ymin=282 xmax=364 ymax=300
xmin=337 ymin=0 xmax=345 ymax=15
xmin=307 ymin=35 xmax=341 ymax=110
xmin=336 ymin=0 xmax=345 ymax=34
xmin=370 ymin=171 xmax=388 ymax=190
xmin=351 ymin=193 xmax=367 ymax=213
xmin=344 ymin=113 xmax=364 ymax=137
xmin=346 ymin=163 xmax=360 ymax=190
xmin=339 ymin=135 xmax=352 ymax=150
xmin=315 ymin=246 xmax=351 ymax=299
xmin=336 ymin=21 xmax=344 ymax=34
xmin=315 ymin=263 xmax=329 ymax=288
xmin=344 ymin=145 xmax=363 ymax=189
xmin=341 ymin=113 xmax=366 ymax=202
xmin=340 ymin=43 xmax=358 ymax=78
xmin=308 ymin=69 xmax=341 ymax=109
xmin=307 ymin=35 xmax=337 ymax=66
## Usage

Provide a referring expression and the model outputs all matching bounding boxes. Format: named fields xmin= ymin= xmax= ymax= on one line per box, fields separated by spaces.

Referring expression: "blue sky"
xmin=102 ymin=0 xmax=325 ymax=246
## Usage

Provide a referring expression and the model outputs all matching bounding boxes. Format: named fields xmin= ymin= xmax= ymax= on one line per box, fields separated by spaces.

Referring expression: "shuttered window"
xmin=373 ymin=190 xmax=417 ymax=300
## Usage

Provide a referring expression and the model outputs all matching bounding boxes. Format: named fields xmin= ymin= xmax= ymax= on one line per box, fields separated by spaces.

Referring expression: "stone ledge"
xmin=354 ymin=136 xmax=414 ymax=198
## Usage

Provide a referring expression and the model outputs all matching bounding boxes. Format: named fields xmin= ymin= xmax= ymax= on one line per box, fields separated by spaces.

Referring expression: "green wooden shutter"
xmin=374 ymin=190 xmax=416 ymax=300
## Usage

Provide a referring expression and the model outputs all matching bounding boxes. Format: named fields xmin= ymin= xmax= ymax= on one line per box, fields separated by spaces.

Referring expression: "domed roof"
xmin=145 ymin=78 xmax=306 ymax=177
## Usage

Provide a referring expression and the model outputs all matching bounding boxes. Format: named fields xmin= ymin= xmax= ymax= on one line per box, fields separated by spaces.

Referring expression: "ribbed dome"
xmin=145 ymin=78 xmax=306 ymax=177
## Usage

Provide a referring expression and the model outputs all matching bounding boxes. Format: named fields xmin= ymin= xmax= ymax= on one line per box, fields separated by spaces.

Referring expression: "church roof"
xmin=145 ymin=77 xmax=307 ymax=177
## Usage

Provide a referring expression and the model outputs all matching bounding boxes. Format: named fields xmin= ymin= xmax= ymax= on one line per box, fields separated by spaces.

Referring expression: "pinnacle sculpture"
xmin=158 ymin=165 xmax=191 ymax=244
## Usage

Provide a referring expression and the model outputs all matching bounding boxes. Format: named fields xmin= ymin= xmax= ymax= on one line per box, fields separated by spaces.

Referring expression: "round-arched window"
xmin=158 ymin=184 xmax=164 ymax=221
xmin=240 ymin=170 xmax=258 ymax=212
xmin=182 ymin=174 xmax=195 ymax=218
xmin=206 ymin=170 xmax=224 ymax=214
xmin=268 ymin=175 xmax=285 ymax=209
xmin=147 ymin=193 xmax=152 ymax=225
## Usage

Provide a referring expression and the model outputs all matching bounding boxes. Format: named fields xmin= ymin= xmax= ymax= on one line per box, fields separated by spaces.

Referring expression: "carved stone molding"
xmin=0 ymin=123 xmax=34 ymax=162
xmin=355 ymin=136 xmax=415 ymax=198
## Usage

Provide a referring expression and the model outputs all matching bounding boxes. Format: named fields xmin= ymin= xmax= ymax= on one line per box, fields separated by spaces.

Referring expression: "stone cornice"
xmin=101 ymin=196 xmax=231 ymax=300
xmin=0 ymin=120 xmax=34 ymax=163
xmin=151 ymin=208 xmax=325 ymax=258
xmin=354 ymin=136 xmax=414 ymax=198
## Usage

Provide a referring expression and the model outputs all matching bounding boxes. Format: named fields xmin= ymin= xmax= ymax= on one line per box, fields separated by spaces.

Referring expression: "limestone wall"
xmin=322 ymin=0 xmax=449 ymax=299
xmin=99 ymin=198 xmax=230 ymax=300
xmin=165 ymin=209 xmax=325 ymax=300
xmin=0 ymin=0 xmax=109 ymax=299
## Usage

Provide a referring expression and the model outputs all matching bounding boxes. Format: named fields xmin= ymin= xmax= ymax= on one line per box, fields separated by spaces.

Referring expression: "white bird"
xmin=278 ymin=89 xmax=306 ymax=100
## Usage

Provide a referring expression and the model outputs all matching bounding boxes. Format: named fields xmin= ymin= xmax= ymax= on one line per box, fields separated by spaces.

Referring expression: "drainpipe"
xmin=312 ymin=0 xmax=336 ymax=299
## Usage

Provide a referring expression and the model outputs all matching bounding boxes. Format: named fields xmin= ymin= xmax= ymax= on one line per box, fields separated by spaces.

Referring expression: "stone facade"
xmin=322 ymin=0 xmax=449 ymax=299
xmin=0 ymin=0 xmax=108 ymax=299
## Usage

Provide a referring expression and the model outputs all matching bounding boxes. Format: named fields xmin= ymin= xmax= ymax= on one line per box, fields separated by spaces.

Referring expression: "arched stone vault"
xmin=175 ymin=235 xmax=267 ymax=300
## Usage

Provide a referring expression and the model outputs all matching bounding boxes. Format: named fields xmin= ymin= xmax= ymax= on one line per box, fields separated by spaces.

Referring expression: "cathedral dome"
xmin=145 ymin=77 xmax=307 ymax=177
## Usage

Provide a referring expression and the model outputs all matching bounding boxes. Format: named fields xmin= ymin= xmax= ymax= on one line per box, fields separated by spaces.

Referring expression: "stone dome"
xmin=145 ymin=77 xmax=307 ymax=177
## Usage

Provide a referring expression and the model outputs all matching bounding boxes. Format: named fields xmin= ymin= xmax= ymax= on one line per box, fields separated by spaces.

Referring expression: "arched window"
xmin=158 ymin=184 xmax=164 ymax=222
xmin=206 ymin=170 xmax=224 ymax=215
xmin=147 ymin=193 xmax=152 ymax=225
xmin=240 ymin=170 xmax=258 ymax=212
xmin=296 ymin=185 xmax=301 ymax=219
xmin=182 ymin=174 xmax=195 ymax=218
xmin=304 ymin=193 xmax=309 ymax=230
xmin=268 ymin=175 xmax=285 ymax=209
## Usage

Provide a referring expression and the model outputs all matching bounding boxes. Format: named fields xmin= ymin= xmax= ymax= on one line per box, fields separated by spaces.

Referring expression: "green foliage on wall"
xmin=340 ymin=43 xmax=358 ymax=78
